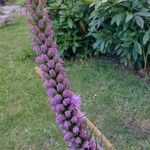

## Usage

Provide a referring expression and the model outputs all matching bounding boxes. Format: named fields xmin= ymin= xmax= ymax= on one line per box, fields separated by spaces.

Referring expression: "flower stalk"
xmin=26 ymin=0 xmax=102 ymax=149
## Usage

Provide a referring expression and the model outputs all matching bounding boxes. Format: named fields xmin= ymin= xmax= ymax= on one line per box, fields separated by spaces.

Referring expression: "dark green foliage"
xmin=89 ymin=0 xmax=150 ymax=69
xmin=47 ymin=0 xmax=93 ymax=58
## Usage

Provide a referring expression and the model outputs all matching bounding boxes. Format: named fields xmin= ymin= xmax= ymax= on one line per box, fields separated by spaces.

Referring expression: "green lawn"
xmin=0 ymin=17 xmax=150 ymax=150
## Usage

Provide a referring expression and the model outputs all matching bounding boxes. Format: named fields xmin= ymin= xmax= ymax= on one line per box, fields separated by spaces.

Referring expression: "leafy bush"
xmin=89 ymin=0 xmax=150 ymax=70
xmin=47 ymin=0 xmax=93 ymax=58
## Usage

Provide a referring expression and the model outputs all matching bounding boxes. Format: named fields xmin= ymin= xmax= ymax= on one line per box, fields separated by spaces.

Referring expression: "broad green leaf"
xmin=134 ymin=41 xmax=142 ymax=55
xmin=100 ymin=41 xmax=105 ymax=51
xmin=132 ymin=49 xmax=138 ymax=61
xmin=143 ymin=29 xmax=150 ymax=45
xmin=136 ymin=12 xmax=150 ymax=17
xmin=116 ymin=14 xmax=123 ymax=26
xmin=59 ymin=17 xmax=65 ymax=23
xmin=93 ymin=40 xmax=101 ymax=49
xmin=68 ymin=18 xmax=73 ymax=28
xmin=111 ymin=14 xmax=122 ymax=26
xmin=115 ymin=44 xmax=121 ymax=51
xmin=135 ymin=16 xmax=144 ymax=28
xmin=111 ymin=16 xmax=116 ymax=25
xmin=116 ymin=48 xmax=123 ymax=55
xmin=125 ymin=13 xmax=133 ymax=23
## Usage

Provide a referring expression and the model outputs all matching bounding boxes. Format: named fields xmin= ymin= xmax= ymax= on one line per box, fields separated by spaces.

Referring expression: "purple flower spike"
xmin=33 ymin=37 xmax=42 ymax=45
xmin=44 ymin=79 xmax=56 ymax=89
xmin=80 ymin=129 xmax=90 ymax=140
xmin=56 ymin=114 xmax=65 ymax=124
xmin=55 ymin=104 xmax=65 ymax=112
xmin=39 ymin=0 xmax=46 ymax=5
xmin=83 ymin=141 xmax=91 ymax=149
xmin=69 ymin=141 xmax=76 ymax=149
xmin=47 ymin=60 xmax=55 ymax=69
xmin=73 ymin=126 xmax=79 ymax=134
xmin=44 ymin=80 xmax=50 ymax=89
xmin=45 ymin=37 xmax=52 ymax=47
xmin=38 ymin=32 xmax=46 ymax=41
xmin=35 ymin=54 xmax=48 ymax=63
xmin=64 ymin=132 xmax=73 ymax=141
xmin=41 ymin=44 xmax=47 ymax=53
xmin=51 ymin=98 xmax=59 ymax=106
xmin=50 ymin=94 xmax=62 ymax=105
xmin=71 ymin=116 xmax=78 ymax=124
xmin=47 ymin=48 xmax=55 ymax=57
xmin=65 ymin=110 xmax=72 ymax=118
xmin=33 ymin=45 xmax=40 ymax=52
xmin=53 ymin=54 xmax=60 ymax=63
xmin=40 ymin=64 xmax=49 ymax=72
xmin=57 ymin=83 xmax=65 ymax=92
xmin=41 ymin=71 xmax=50 ymax=80
xmin=90 ymin=140 xmax=97 ymax=150
xmin=75 ymin=137 xmax=81 ymax=145
xmin=71 ymin=94 xmax=81 ymax=108
xmin=58 ymin=124 xmax=64 ymax=131
xmin=62 ymin=90 xmax=72 ymax=98
xmin=63 ymin=78 xmax=70 ymax=88
xmin=56 ymin=74 xmax=64 ymax=83
xmin=26 ymin=0 xmax=102 ymax=149
xmin=38 ymin=19 xmax=45 ymax=29
xmin=45 ymin=26 xmax=54 ymax=37
xmin=52 ymin=42 xmax=57 ymax=48
xmin=47 ymin=88 xmax=57 ymax=97
xmin=48 ymin=79 xmax=57 ymax=87
xmin=63 ymin=121 xmax=71 ymax=130
xmin=49 ymin=69 xmax=56 ymax=78
xmin=55 ymin=63 xmax=63 ymax=72
xmin=63 ymin=98 xmax=71 ymax=106
xmin=55 ymin=94 xmax=62 ymax=101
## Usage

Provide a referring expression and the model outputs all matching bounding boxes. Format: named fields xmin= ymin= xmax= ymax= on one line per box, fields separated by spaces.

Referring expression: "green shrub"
xmin=89 ymin=0 xmax=150 ymax=70
xmin=47 ymin=0 xmax=93 ymax=58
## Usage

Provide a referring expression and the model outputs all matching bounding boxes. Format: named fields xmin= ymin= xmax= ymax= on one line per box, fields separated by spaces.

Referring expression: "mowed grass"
xmin=0 ymin=17 xmax=150 ymax=150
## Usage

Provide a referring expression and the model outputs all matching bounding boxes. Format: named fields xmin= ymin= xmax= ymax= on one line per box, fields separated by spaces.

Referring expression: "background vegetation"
xmin=89 ymin=0 xmax=150 ymax=70
xmin=47 ymin=0 xmax=92 ymax=58
xmin=10 ymin=0 xmax=150 ymax=70
xmin=46 ymin=0 xmax=150 ymax=70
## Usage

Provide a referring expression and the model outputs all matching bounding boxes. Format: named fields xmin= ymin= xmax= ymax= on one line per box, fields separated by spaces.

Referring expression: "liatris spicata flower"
xmin=26 ymin=0 xmax=102 ymax=149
